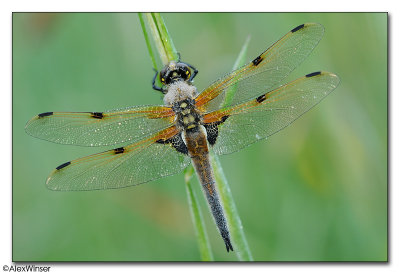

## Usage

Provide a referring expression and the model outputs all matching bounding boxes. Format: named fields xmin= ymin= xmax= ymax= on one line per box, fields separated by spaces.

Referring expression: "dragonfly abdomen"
xmin=184 ymin=127 xmax=234 ymax=252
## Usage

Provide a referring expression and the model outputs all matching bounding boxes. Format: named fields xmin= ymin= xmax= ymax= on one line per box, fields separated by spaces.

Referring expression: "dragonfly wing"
xmin=203 ymin=71 xmax=340 ymax=155
xmin=46 ymin=126 xmax=190 ymax=190
xmin=196 ymin=23 xmax=325 ymax=112
xmin=25 ymin=105 xmax=175 ymax=147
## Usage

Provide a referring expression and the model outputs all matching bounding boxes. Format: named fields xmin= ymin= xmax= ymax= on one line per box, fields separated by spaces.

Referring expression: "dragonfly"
xmin=25 ymin=23 xmax=339 ymax=252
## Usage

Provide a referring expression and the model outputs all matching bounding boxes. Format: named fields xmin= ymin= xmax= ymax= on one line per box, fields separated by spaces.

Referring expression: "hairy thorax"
xmin=163 ymin=81 xmax=198 ymax=107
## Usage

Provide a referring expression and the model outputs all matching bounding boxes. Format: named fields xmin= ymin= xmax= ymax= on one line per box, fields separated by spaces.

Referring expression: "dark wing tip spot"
xmin=38 ymin=112 xmax=53 ymax=118
xmin=252 ymin=56 xmax=263 ymax=66
xmin=291 ymin=24 xmax=305 ymax=33
xmin=114 ymin=147 xmax=125 ymax=154
xmin=56 ymin=161 xmax=71 ymax=170
xmin=91 ymin=112 xmax=104 ymax=119
xmin=256 ymin=94 xmax=267 ymax=103
xmin=306 ymin=71 xmax=321 ymax=78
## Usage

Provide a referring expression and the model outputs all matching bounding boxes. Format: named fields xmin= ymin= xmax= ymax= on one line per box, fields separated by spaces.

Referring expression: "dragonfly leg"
xmin=152 ymin=68 xmax=164 ymax=93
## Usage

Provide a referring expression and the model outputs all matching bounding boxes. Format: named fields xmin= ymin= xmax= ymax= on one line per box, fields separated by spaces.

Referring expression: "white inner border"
xmin=2 ymin=1 xmax=397 ymax=273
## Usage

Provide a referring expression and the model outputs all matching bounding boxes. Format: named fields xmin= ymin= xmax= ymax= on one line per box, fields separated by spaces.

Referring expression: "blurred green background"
xmin=13 ymin=13 xmax=387 ymax=261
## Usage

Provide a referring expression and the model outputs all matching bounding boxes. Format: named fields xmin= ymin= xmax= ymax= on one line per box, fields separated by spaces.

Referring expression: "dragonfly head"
xmin=160 ymin=61 xmax=191 ymax=85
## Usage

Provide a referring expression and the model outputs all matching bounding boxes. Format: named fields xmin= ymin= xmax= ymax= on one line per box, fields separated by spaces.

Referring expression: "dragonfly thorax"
xmin=163 ymin=81 xmax=198 ymax=106
xmin=172 ymin=98 xmax=202 ymax=131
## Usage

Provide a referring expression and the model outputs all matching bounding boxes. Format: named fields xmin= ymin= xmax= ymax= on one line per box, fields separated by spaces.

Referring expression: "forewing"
xmin=25 ymin=105 xmax=175 ymax=147
xmin=203 ymin=72 xmax=340 ymax=155
xmin=196 ymin=23 xmax=325 ymax=112
xmin=46 ymin=126 xmax=190 ymax=190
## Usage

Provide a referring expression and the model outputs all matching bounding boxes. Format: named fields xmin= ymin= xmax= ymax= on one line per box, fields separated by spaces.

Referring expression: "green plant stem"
xmin=151 ymin=13 xmax=178 ymax=62
xmin=141 ymin=13 xmax=178 ymax=67
xmin=139 ymin=12 xmax=213 ymax=260
xmin=138 ymin=13 xmax=157 ymax=70
xmin=221 ymin=35 xmax=251 ymax=108
xmin=139 ymin=13 xmax=253 ymax=260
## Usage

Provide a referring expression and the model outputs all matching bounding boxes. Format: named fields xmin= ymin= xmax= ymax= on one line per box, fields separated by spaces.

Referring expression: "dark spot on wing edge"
xmin=291 ymin=24 xmax=305 ymax=33
xmin=252 ymin=55 xmax=263 ymax=66
xmin=91 ymin=112 xmax=104 ymax=119
xmin=56 ymin=161 xmax=71 ymax=170
xmin=306 ymin=71 xmax=321 ymax=78
xmin=38 ymin=112 xmax=53 ymax=118
xmin=256 ymin=94 xmax=266 ymax=103
xmin=114 ymin=147 xmax=125 ymax=154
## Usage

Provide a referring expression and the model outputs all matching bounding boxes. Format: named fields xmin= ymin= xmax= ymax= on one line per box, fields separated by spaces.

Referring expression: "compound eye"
xmin=159 ymin=67 xmax=168 ymax=84
xmin=164 ymin=75 xmax=172 ymax=84
xmin=179 ymin=67 xmax=190 ymax=81
xmin=160 ymin=69 xmax=172 ymax=84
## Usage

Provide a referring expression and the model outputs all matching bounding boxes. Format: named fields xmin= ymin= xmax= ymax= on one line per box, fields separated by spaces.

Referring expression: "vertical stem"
xmin=151 ymin=13 xmax=179 ymax=62
xmin=141 ymin=12 xmax=178 ymax=67
xmin=139 ymin=13 xmax=253 ymax=260
xmin=138 ymin=13 xmax=157 ymax=70
xmin=139 ymin=12 xmax=214 ymax=260
xmin=221 ymin=35 xmax=251 ymax=108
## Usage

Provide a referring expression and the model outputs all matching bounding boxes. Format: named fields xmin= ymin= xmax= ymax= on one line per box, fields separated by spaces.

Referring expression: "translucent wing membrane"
xmin=46 ymin=126 xmax=190 ymax=190
xmin=196 ymin=23 xmax=325 ymax=112
xmin=203 ymin=72 xmax=340 ymax=155
xmin=25 ymin=105 xmax=175 ymax=147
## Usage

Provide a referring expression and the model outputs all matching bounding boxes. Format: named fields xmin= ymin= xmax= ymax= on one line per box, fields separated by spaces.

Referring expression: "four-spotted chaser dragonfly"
xmin=25 ymin=23 xmax=339 ymax=252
